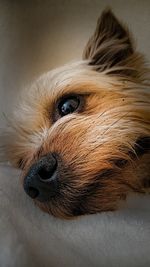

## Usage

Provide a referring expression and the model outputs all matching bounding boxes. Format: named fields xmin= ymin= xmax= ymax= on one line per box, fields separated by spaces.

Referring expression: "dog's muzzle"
xmin=23 ymin=153 xmax=58 ymax=202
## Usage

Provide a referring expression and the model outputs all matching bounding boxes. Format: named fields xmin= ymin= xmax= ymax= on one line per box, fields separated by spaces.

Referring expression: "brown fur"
xmin=1 ymin=9 xmax=150 ymax=219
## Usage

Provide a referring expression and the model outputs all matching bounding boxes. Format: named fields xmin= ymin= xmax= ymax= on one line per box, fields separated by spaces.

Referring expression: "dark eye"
xmin=58 ymin=96 xmax=80 ymax=117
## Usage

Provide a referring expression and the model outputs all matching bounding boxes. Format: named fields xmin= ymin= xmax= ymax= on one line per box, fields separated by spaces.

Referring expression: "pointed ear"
xmin=83 ymin=9 xmax=138 ymax=76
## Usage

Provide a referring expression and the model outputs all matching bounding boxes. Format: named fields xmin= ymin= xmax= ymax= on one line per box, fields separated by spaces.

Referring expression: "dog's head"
xmin=2 ymin=9 xmax=150 ymax=218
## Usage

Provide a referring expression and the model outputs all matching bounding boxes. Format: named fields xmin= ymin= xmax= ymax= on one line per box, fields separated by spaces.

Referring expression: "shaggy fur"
xmin=1 ymin=9 xmax=150 ymax=219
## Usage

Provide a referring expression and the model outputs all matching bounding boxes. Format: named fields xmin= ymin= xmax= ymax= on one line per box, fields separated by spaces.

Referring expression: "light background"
xmin=0 ymin=0 xmax=150 ymax=127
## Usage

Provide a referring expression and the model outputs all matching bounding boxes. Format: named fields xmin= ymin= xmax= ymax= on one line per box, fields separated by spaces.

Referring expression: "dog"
xmin=2 ymin=9 xmax=150 ymax=219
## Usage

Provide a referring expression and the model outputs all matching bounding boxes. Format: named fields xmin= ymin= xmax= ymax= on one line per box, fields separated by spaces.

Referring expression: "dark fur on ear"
xmin=83 ymin=9 xmax=145 ymax=79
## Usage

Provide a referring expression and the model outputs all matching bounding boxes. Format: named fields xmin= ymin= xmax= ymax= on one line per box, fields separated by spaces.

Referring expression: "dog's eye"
xmin=53 ymin=94 xmax=85 ymax=122
xmin=58 ymin=96 xmax=80 ymax=117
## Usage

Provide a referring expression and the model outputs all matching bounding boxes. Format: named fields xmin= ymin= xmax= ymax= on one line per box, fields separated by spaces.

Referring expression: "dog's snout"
xmin=23 ymin=153 xmax=58 ymax=202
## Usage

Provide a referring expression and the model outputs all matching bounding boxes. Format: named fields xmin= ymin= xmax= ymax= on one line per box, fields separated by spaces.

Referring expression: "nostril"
xmin=28 ymin=187 xmax=39 ymax=199
xmin=38 ymin=162 xmax=57 ymax=181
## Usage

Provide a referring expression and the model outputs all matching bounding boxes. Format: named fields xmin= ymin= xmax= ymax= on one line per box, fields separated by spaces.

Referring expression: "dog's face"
xmin=3 ymin=10 xmax=150 ymax=218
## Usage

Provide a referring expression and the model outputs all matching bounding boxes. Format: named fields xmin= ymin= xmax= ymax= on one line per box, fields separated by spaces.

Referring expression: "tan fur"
xmin=1 ymin=9 xmax=150 ymax=219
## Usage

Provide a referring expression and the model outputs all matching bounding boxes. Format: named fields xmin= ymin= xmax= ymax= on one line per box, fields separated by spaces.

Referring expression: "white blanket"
xmin=0 ymin=164 xmax=150 ymax=267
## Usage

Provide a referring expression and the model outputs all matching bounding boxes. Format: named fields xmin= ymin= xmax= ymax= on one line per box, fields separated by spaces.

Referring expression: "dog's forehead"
xmin=30 ymin=61 xmax=119 ymax=101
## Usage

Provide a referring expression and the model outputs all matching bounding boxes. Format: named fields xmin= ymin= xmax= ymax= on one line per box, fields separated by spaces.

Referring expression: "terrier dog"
xmin=2 ymin=9 xmax=150 ymax=219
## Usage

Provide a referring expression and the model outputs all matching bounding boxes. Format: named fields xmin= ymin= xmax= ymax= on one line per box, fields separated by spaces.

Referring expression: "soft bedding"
xmin=0 ymin=164 xmax=150 ymax=267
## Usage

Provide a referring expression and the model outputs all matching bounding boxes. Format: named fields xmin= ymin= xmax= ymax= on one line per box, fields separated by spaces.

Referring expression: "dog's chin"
xmin=34 ymin=198 xmax=86 ymax=219
xmin=34 ymin=200 xmax=96 ymax=219
xmin=34 ymin=193 xmax=119 ymax=219
xmin=30 ymin=183 xmax=93 ymax=219
xmin=31 ymin=182 xmax=120 ymax=219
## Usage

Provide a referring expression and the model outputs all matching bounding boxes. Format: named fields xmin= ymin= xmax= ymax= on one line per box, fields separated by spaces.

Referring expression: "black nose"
xmin=23 ymin=153 xmax=58 ymax=202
